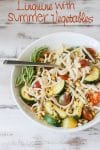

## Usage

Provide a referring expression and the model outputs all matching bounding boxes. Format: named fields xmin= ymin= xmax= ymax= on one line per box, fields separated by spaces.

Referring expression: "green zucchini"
xmin=44 ymin=101 xmax=58 ymax=118
xmin=54 ymin=105 xmax=67 ymax=119
xmin=84 ymin=67 xmax=100 ymax=84
xmin=62 ymin=117 xmax=77 ymax=128
xmin=20 ymin=86 xmax=35 ymax=106
xmin=44 ymin=114 xmax=61 ymax=127
xmin=73 ymin=115 xmax=81 ymax=121
xmin=72 ymin=100 xmax=83 ymax=118
xmin=31 ymin=46 xmax=49 ymax=62
xmin=52 ymin=80 xmax=65 ymax=95
xmin=67 ymin=46 xmax=79 ymax=51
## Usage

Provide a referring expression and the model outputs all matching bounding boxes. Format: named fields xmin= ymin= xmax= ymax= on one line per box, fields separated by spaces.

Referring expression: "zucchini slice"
xmin=67 ymin=46 xmax=79 ymax=52
xmin=54 ymin=105 xmax=67 ymax=119
xmin=62 ymin=117 xmax=77 ymax=128
xmin=31 ymin=47 xmax=49 ymax=62
xmin=52 ymin=80 xmax=65 ymax=95
xmin=72 ymin=100 xmax=83 ymax=118
xmin=84 ymin=67 xmax=100 ymax=84
xmin=20 ymin=86 xmax=35 ymax=105
xmin=44 ymin=114 xmax=60 ymax=127
xmin=44 ymin=101 xmax=58 ymax=118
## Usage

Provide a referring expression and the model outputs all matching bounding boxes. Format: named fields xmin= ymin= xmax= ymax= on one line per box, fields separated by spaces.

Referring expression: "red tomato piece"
xmin=59 ymin=74 xmax=68 ymax=80
xmin=64 ymin=93 xmax=71 ymax=105
xmin=86 ymin=48 xmax=96 ymax=57
xmin=59 ymin=93 xmax=71 ymax=106
xmin=79 ymin=59 xmax=89 ymax=68
xmin=82 ymin=107 xmax=93 ymax=121
xmin=87 ymin=92 xmax=100 ymax=106
xmin=33 ymin=81 xmax=41 ymax=88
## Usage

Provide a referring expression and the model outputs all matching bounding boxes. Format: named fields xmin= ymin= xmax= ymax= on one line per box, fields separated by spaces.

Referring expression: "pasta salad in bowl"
xmin=12 ymin=32 xmax=100 ymax=132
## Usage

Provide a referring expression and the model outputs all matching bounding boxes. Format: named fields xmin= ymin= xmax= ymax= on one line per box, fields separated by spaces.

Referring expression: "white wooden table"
xmin=0 ymin=0 xmax=100 ymax=149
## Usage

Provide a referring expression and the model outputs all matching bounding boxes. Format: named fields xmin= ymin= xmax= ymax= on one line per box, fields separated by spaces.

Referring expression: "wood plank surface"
xmin=0 ymin=24 xmax=100 ymax=58
xmin=0 ymin=0 xmax=100 ymax=150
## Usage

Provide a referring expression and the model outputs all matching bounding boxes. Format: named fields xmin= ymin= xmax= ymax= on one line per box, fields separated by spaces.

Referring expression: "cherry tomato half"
xmin=79 ymin=59 xmax=89 ymax=68
xmin=82 ymin=106 xmax=94 ymax=121
xmin=86 ymin=48 xmax=96 ymax=57
xmin=64 ymin=93 xmax=71 ymax=105
xmin=33 ymin=81 xmax=41 ymax=88
xmin=59 ymin=74 xmax=68 ymax=80
xmin=59 ymin=93 xmax=71 ymax=106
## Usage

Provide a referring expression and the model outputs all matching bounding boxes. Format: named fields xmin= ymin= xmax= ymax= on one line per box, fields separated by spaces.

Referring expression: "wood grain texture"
xmin=0 ymin=0 xmax=100 ymax=150
xmin=0 ymin=24 xmax=100 ymax=58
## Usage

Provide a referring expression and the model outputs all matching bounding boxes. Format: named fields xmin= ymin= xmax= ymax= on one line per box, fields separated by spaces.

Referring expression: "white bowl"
xmin=11 ymin=32 xmax=100 ymax=133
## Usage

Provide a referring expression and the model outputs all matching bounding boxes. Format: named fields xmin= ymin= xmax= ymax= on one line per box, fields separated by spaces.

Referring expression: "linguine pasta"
xmin=16 ymin=46 xmax=100 ymax=128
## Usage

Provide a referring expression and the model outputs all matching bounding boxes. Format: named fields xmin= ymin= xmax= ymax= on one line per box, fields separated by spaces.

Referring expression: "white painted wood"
xmin=0 ymin=0 xmax=100 ymax=149
xmin=0 ymin=24 xmax=100 ymax=58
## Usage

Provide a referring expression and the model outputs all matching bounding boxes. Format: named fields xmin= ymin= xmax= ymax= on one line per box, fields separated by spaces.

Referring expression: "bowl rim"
xmin=11 ymin=31 xmax=100 ymax=133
